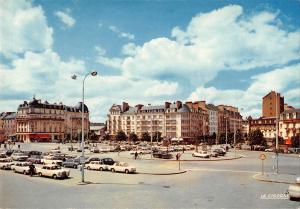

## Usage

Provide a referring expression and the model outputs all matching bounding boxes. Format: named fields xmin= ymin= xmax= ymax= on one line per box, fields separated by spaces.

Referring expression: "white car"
xmin=265 ymin=148 xmax=274 ymax=152
xmin=36 ymin=164 xmax=70 ymax=179
xmin=192 ymin=151 xmax=210 ymax=158
xmin=85 ymin=161 xmax=108 ymax=171
xmin=41 ymin=156 xmax=63 ymax=165
xmin=11 ymin=162 xmax=32 ymax=174
xmin=90 ymin=147 xmax=100 ymax=153
xmin=0 ymin=158 xmax=14 ymax=169
xmin=99 ymin=147 xmax=110 ymax=152
xmin=11 ymin=152 xmax=28 ymax=161
xmin=109 ymin=162 xmax=136 ymax=174
xmin=288 ymin=177 xmax=300 ymax=200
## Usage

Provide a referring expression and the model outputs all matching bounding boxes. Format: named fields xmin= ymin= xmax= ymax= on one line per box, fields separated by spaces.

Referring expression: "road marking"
xmin=187 ymin=168 xmax=259 ymax=174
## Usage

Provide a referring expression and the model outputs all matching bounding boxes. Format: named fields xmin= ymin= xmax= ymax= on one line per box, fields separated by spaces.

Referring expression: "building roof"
xmin=123 ymin=107 xmax=138 ymax=114
xmin=206 ymin=104 xmax=219 ymax=111
xmin=140 ymin=105 xmax=165 ymax=111
xmin=3 ymin=112 xmax=16 ymax=120
xmin=282 ymin=108 xmax=300 ymax=114
xmin=177 ymin=104 xmax=191 ymax=113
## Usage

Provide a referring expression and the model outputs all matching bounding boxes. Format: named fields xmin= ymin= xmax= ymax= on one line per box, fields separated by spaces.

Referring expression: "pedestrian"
xmin=134 ymin=151 xmax=138 ymax=160
xmin=182 ymin=147 xmax=185 ymax=153
xmin=18 ymin=144 xmax=20 ymax=149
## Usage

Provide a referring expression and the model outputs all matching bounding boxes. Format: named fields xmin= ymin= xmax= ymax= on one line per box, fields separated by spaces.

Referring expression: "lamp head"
xmin=91 ymin=71 xmax=97 ymax=76
xmin=71 ymin=74 xmax=77 ymax=80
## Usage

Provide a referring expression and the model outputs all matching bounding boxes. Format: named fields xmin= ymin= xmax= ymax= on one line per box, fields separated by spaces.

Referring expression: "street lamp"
xmin=275 ymin=93 xmax=279 ymax=174
xmin=71 ymin=71 xmax=97 ymax=183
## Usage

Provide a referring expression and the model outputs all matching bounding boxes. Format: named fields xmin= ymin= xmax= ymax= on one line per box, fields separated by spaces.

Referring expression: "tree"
xmin=89 ymin=131 xmax=99 ymax=142
xmin=235 ymin=129 xmax=244 ymax=144
xmin=218 ymin=132 xmax=234 ymax=144
xmin=291 ymin=134 xmax=300 ymax=148
xmin=103 ymin=133 xmax=110 ymax=141
xmin=153 ymin=131 xmax=162 ymax=142
xmin=248 ymin=129 xmax=267 ymax=146
xmin=141 ymin=132 xmax=151 ymax=142
xmin=129 ymin=132 xmax=138 ymax=143
xmin=115 ymin=130 xmax=127 ymax=141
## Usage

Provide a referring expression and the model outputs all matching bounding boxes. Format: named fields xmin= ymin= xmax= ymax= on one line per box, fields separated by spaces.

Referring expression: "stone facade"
xmin=16 ymin=98 xmax=89 ymax=142
xmin=279 ymin=108 xmax=300 ymax=145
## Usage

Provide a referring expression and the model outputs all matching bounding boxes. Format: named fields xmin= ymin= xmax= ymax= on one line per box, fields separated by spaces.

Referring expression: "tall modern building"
xmin=262 ymin=91 xmax=284 ymax=118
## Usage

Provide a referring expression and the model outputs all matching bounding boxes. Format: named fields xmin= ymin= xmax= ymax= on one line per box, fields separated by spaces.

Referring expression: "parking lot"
xmin=0 ymin=142 xmax=299 ymax=208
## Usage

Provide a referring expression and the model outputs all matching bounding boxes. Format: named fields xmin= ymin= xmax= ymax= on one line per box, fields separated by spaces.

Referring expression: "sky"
xmin=0 ymin=0 xmax=300 ymax=122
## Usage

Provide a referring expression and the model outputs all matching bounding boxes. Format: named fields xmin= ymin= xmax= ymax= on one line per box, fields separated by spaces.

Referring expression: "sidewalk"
xmin=253 ymin=173 xmax=298 ymax=184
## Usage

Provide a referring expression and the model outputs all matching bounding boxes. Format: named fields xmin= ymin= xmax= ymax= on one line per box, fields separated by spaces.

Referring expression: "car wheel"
xmin=111 ymin=168 xmax=115 ymax=172
xmin=38 ymin=172 xmax=42 ymax=177
xmin=99 ymin=167 xmax=103 ymax=171
xmin=87 ymin=166 xmax=90 ymax=170
xmin=192 ymin=154 xmax=195 ymax=157
xmin=74 ymin=165 xmax=77 ymax=169
xmin=53 ymin=174 xmax=57 ymax=179
xmin=125 ymin=169 xmax=129 ymax=174
xmin=23 ymin=170 xmax=27 ymax=175
xmin=13 ymin=169 xmax=16 ymax=173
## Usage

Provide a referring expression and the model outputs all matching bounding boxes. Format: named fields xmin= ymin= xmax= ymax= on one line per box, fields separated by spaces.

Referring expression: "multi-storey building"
xmin=279 ymin=108 xmax=300 ymax=145
xmin=16 ymin=97 xmax=89 ymax=142
xmin=217 ymin=105 xmax=242 ymax=135
xmin=262 ymin=91 xmax=284 ymax=118
xmin=3 ymin=112 xmax=16 ymax=141
xmin=206 ymin=104 xmax=219 ymax=135
xmin=107 ymin=101 xmax=210 ymax=142
xmin=248 ymin=116 xmax=276 ymax=140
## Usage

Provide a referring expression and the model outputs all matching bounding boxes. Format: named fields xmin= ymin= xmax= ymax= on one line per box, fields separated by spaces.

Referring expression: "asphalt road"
xmin=0 ymin=143 xmax=299 ymax=209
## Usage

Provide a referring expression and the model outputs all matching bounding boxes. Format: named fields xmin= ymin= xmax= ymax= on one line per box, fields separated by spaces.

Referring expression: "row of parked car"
xmin=192 ymin=148 xmax=226 ymax=158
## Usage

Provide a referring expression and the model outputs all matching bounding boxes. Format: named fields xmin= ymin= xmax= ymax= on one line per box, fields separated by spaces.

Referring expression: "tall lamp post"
xmin=71 ymin=71 xmax=97 ymax=183
xmin=275 ymin=93 xmax=279 ymax=174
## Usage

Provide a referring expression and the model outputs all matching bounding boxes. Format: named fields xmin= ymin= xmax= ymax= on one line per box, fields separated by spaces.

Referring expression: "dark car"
xmin=213 ymin=149 xmax=226 ymax=156
xmin=28 ymin=151 xmax=42 ymax=157
xmin=101 ymin=158 xmax=115 ymax=165
xmin=153 ymin=151 xmax=173 ymax=159
xmin=27 ymin=155 xmax=42 ymax=164
xmin=62 ymin=158 xmax=80 ymax=169
xmin=86 ymin=157 xmax=101 ymax=164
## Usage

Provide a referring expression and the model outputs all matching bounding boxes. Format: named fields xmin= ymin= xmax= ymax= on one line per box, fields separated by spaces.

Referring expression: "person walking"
xmin=134 ymin=151 xmax=138 ymax=160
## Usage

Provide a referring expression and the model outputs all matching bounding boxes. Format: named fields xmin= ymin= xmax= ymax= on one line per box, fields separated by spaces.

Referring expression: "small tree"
xmin=90 ymin=131 xmax=99 ymax=142
xmin=103 ymin=133 xmax=110 ymax=141
xmin=115 ymin=130 xmax=127 ymax=141
xmin=153 ymin=131 xmax=162 ymax=142
xmin=248 ymin=129 xmax=267 ymax=146
xmin=292 ymin=134 xmax=300 ymax=148
xmin=235 ymin=129 xmax=244 ymax=144
xmin=129 ymin=132 xmax=138 ymax=143
xmin=141 ymin=132 xmax=151 ymax=142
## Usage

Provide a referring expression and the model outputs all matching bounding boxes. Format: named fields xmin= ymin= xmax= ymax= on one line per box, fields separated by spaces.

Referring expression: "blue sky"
xmin=0 ymin=0 xmax=300 ymax=121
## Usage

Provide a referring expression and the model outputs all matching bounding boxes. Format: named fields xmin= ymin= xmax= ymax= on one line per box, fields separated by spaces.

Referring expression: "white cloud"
xmin=101 ymin=4 xmax=300 ymax=88
xmin=0 ymin=0 xmax=53 ymax=58
xmin=94 ymin=46 xmax=106 ymax=56
xmin=54 ymin=10 xmax=75 ymax=28
xmin=109 ymin=25 xmax=135 ymax=40
xmin=188 ymin=63 xmax=300 ymax=118
xmin=145 ymin=81 xmax=179 ymax=97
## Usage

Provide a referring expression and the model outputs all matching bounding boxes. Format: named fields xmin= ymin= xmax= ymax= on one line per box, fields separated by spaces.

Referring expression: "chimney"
xmin=122 ymin=102 xmax=129 ymax=112
xmin=165 ymin=102 xmax=171 ymax=108
xmin=176 ymin=101 xmax=182 ymax=109
xmin=185 ymin=101 xmax=193 ymax=109
xmin=135 ymin=104 xmax=144 ymax=110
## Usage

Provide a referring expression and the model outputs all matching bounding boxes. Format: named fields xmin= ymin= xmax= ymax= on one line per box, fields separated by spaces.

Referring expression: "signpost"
xmin=259 ymin=153 xmax=266 ymax=175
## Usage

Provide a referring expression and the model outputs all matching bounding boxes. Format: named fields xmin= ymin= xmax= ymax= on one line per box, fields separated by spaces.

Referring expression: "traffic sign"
xmin=259 ymin=153 xmax=266 ymax=160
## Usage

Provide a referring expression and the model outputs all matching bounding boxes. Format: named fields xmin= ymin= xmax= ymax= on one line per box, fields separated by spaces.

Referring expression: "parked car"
xmin=11 ymin=152 xmax=28 ymax=161
xmin=192 ymin=151 xmax=210 ymax=158
xmin=153 ymin=151 xmax=173 ymax=159
xmin=265 ymin=148 xmax=274 ymax=152
xmin=109 ymin=162 xmax=136 ymax=174
xmin=28 ymin=151 xmax=42 ymax=157
xmin=11 ymin=162 xmax=32 ymax=174
xmin=85 ymin=157 xmax=101 ymax=164
xmin=288 ymin=177 xmax=300 ymax=200
xmin=101 ymin=158 xmax=115 ymax=165
xmin=62 ymin=158 xmax=80 ymax=169
xmin=27 ymin=155 xmax=42 ymax=164
xmin=85 ymin=161 xmax=108 ymax=171
xmin=209 ymin=151 xmax=219 ymax=157
xmin=0 ymin=158 xmax=14 ymax=169
xmin=212 ymin=148 xmax=226 ymax=156
xmin=41 ymin=156 xmax=63 ymax=165
xmin=36 ymin=164 xmax=70 ymax=179
xmin=90 ymin=147 xmax=100 ymax=153
xmin=0 ymin=153 xmax=7 ymax=158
